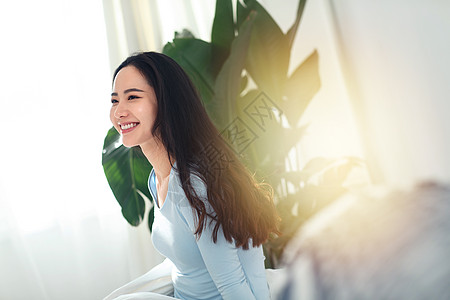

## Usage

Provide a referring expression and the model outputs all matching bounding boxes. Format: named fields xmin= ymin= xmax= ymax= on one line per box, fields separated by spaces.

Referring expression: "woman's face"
xmin=110 ymin=66 xmax=158 ymax=148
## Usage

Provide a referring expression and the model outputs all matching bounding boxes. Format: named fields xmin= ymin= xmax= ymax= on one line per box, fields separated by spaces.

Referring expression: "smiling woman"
xmin=104 ymin=52 xmax=280 ymax=300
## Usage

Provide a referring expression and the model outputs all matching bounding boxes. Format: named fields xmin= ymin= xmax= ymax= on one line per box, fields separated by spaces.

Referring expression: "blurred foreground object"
xmin=277 ymin=182 xmax=450 ymax=299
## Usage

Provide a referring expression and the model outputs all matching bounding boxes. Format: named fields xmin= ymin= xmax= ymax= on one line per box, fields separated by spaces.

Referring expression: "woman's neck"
xmin=140 ymin=139 xmax=173 ymax=182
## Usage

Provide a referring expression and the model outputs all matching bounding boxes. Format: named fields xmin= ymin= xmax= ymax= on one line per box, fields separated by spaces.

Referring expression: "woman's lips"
xmin=120 ymin=122 xmax=139 ymax=134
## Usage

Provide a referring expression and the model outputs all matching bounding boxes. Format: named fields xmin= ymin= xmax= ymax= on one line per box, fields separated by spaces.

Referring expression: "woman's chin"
xmin=122 ymin=140 xmax=138 ymax=148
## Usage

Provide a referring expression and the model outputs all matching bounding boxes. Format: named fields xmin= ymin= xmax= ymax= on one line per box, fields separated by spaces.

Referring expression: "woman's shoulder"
xmin=169 ymin=167 xmax=215 ymax=220
xmin=169 ymin=167 xmax=208 ymax=201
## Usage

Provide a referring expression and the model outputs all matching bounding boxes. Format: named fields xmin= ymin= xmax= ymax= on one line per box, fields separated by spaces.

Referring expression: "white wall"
xmin=328 ymin=0 xmax=450 ymax=187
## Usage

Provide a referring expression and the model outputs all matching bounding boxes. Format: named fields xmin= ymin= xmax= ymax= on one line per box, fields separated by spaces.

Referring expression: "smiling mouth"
xmin=120 ymin=123 xmax=139 ymax=130
xmin=120 ymin=122 xmax=139 ymax=133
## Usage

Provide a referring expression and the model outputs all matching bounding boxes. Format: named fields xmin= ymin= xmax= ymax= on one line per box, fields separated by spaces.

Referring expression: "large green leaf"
xmin=148 ymin=206 xmax=155 ymax=232
xmin=283 ymin=50 xmax=321 ymax=127
xmin=235 ymin=88 xmax=308 ymax=176
xmin=208 ymin=10 xmax=257 ymax=130
xmin=286 ymin=0 xmax=307 ymax=48
xmin=162 ymin=37 xmax=215 ymax=104
xmin=102 ymin=127 xmax=153 ymax=226
xmin=236 ymin=0 xmax=251 ymax=29
xmin=243 ymin=0 xmax=290 ymax=99
xmin=211 ymin=0 xmax=235 ymax=77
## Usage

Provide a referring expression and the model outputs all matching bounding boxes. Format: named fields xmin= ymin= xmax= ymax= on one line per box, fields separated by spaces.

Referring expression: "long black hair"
xmin=114 ymin=52 xmax=279 ymax=249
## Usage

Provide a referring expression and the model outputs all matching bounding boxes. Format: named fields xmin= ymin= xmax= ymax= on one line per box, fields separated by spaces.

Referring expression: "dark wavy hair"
xmin=113 ymin=52 xmax=280 ymax=249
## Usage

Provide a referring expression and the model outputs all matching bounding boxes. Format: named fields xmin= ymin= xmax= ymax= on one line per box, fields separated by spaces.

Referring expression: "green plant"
xmin=102 ymin=0 xmax=366 ymax=267
xmin=102 ymin=128 xmax=155 ymax=229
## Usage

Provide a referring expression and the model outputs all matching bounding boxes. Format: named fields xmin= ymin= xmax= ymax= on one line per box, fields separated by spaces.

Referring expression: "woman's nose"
xmin=113 ymin=102 xmax=128 ymax=119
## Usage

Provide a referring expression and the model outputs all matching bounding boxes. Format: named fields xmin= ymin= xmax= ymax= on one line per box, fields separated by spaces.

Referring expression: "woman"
xmin=106 ymin=52 xmax=280 ymax=300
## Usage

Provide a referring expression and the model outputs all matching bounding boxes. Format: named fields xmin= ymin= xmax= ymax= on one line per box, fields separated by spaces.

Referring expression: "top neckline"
xmin=149 ymin=162 xmax=176 ymax=210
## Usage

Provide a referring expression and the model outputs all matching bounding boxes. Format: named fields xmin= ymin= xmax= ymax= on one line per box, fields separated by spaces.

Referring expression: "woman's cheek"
xmin=109 ymin=109 xmax=120 ymax=133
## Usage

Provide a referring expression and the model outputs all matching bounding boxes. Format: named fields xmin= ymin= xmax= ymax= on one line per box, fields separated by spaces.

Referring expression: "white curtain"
xmin=0 ymin=0 xmax=163 ymax=299
xmin=101 ymin=0 xmax=216 ymax=74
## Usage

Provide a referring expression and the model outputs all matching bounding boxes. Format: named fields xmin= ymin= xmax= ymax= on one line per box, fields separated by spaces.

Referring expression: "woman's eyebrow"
xmin=124 ymin=88 xmax=145 ymax=94
xmin=111 ymin=88 xmax=145 ymax=97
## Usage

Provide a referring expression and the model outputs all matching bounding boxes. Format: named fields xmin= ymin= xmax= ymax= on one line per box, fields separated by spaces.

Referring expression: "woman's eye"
xmin=111 ymin=99 xmax=118 ymax=105
xmin=128 ymin=95 xmax=139 ymax=100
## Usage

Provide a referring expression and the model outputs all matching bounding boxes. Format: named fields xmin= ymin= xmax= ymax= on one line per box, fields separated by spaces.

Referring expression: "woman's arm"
xmin=195 ymin=226 xmax=259 ymax=299
xmin=175 ymin=174 xmax=270 ymax=299
xmin=177 ymin=202 xmax=269 ymax=300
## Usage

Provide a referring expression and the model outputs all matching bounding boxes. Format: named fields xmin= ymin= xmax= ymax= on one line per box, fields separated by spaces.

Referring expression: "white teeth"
xmin=120 ymin=123 xmax=138 ymax=130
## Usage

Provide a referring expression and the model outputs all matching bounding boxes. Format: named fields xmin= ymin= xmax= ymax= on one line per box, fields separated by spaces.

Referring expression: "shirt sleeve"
xmin=175 ymin=178 xmax=259 ymax=299
xmin=195 ymin=223 xmax=257 ymax=299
